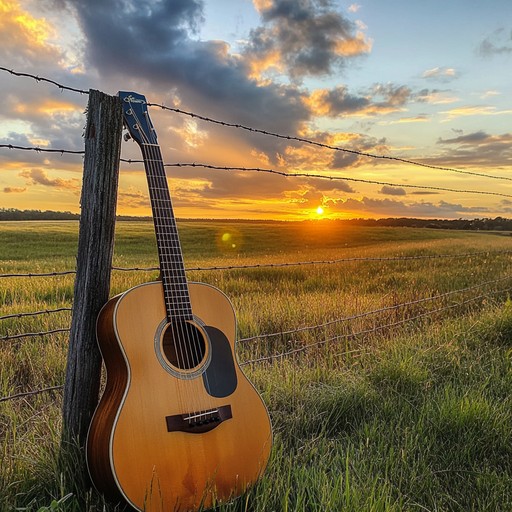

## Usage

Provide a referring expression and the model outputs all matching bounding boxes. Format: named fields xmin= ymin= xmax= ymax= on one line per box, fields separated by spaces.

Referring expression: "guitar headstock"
xmin=119 ymin=91 xmax=157 ymax=146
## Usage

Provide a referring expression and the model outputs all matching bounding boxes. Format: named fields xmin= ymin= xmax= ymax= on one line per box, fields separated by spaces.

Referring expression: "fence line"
xmin=1 ymin=66 xmax=508 ymax=183
xmin=240 ymin=286 xmax=511 ymax=365
xmin=0 ymin=144 xmax=85 ymax=155
xmin=0 ymin=384 xmax=64 ymax=404
xmin=2 ymin=66 xmax=512 ymax=405
xmin=1 ymin=328 xmax=71 ymax=343
xmin=2 ymin=284 xmax=505 ymax=400
xmin=3 ymin=274 xmax=510 ymax=344
xmin=1 ymin=249 xmax=511 ymax=280
xmin=0 ymin=307 xmax=72 ymax=322
xmin=163 ymin=163 xmax=512 ymax=199
xmin=238 ymin=274 xmax=512 ymax=343
xmin=147 ymin=103 xmax=511 ymax=182
xmin=2 ymin=141 xmax=509 ymax=198
xmin=0 ymin=66 xmax=89 ymax=94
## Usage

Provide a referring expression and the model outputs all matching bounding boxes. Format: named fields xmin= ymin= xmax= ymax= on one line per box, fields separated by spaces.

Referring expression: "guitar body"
xmin=87 ymin=281 xmax=272 ymax=512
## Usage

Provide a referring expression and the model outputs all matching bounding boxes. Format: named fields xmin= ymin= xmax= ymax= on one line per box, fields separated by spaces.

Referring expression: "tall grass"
xmin=1 ymin=221 xmax=511 ymax=511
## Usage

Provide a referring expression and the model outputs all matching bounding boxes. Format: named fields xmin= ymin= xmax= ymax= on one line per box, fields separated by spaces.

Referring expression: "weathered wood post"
xmin=62 ymin=90 xmax=123 ymax=444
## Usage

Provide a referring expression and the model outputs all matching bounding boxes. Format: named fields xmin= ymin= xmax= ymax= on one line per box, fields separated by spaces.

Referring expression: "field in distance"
xmin=1 ymin=220 xmax=511 ymax=511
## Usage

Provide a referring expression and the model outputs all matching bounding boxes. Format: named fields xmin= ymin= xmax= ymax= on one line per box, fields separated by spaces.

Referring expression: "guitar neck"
xmin=141 ymin=143 xmax=192 ymax=322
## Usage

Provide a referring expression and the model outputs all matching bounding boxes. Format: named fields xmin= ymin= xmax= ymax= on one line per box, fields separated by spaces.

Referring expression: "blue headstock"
xmin=119 ymin=91 xmax=157 ymax=146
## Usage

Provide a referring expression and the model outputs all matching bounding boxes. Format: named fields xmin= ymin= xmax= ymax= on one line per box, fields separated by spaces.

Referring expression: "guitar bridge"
xmin=165 ymin=405 xmax=232 ymax=434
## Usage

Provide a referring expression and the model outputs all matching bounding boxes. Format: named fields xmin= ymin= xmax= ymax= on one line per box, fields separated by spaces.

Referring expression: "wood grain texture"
xmin=62 ymin=90 xmax=123 ymax=443
xmin=87 ymin=281 xmax=272 ymax=512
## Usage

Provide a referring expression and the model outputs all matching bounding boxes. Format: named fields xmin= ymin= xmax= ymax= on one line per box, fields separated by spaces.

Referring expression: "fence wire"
xmin=1 ymin=249 xmax=511 ymax=279
xmin=238 ymin=274 xmax=512 ymax=343
xmin=240 ymin=286 xmax=511 ymax=365
xmin=1 ymin=67 xmax=508 ymax=183
xmin=121 ymin=160 xmax=512 ymax=199
xmin=2 ymin=284 xmax=508 ymax=401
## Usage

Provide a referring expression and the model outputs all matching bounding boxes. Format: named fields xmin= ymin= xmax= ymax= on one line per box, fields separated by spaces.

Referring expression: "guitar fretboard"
xmin=141 ymin=144 xmax=192 ymax=321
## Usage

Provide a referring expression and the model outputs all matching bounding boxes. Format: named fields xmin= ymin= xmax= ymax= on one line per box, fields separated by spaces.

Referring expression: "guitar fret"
xmin=139 ymin=142 xmax=194 ymax=322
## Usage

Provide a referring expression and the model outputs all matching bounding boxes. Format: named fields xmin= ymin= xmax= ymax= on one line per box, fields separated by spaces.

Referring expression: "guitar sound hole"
xmin=161 ymin=321 xmax=206 ymax=370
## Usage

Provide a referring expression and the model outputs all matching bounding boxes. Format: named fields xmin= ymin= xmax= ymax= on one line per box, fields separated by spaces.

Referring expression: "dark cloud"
xmin=438 ymin=130 xmax=489 ymax=144
xmin=330 ymin=151 xmax=360 ymax=169
xmin=307 ymin=83 xmax=412 ymax=118
xmin=478 ymin=28 xmax=512 ymax=57
xmin=380 ymin=185 xmax=406 ymax=196
xmin=410 ymin=191 xmax=440 ymax=196
xmin=57 ymin=0 xmax=310 ymax=143
xmin=371 ymin=84 xmax=411 ymax=107
xmin=326 ymin=196 xmax=491 ymax=219
xmin=3 ymin=187 xmax=27 ymax=193
xmin=303 ymin=177 xmax=355 ymax=193
xmin=308 ymin=86 xmax=369 ymax=116
xmin=429 ymin=131 xmax=512 ymax=167
xmin=330 ymin=134 xmax=388 ymax=169
xmin=246 ymin=0 xmax=371 ymax=80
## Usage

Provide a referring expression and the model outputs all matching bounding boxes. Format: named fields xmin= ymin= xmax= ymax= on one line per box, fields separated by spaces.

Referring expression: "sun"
xmin=316 ymin=206 xmax=324 ymax=215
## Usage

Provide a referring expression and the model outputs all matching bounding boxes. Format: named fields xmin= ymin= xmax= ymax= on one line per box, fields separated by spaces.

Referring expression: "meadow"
xmin=1 ymin=220 xmax=511 ymax=511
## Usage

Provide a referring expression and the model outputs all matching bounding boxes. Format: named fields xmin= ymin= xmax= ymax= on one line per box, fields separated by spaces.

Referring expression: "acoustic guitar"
xmin=86 ymin=91 xmax=272 ymax=511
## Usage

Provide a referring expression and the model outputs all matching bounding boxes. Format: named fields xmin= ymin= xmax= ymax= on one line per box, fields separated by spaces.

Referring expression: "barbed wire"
xmin=4 ymin=142 xmax=508 ymax=198
xmin=0 ymin=384 xmax=63 ymax=404
xmin=1 ymin=249 xmax=510 ymax=279
xmin=0 ymin=67 xmax=505 ymax=183
xmin=0 ymin=144 xmax=84 ymax=155
xmin=4 ymin=274 xmax=509 ymax=344
xmin=0 ymin=307 xmax=72 ymax=322
xmin=238 ymin=274 xmax=512 ymax=343
xmin=240 ymin=286 xmax=510 ymax=365
xmin=160 ymin=162 xmax=512 ymax=199
xmin=0 ymin=328 xmax=70 ymax=342
xmin=0 ymin=67 xmax=89 ymax=94
xmin=2 ymin=285 xmax=507 ymax=400
xmin=114 ymin=249 xmax=512 ymax=272
xmin=146 ymin=103 xmax=512 ymax=182
xmin=120 ymin=159 xmax=512 ymax=199
xmin=0 ymin=270 xmax=76 ymax=279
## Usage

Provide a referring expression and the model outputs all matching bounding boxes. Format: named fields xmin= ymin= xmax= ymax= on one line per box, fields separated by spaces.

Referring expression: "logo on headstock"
xmin=124 ymin=94 xmax=145 ymax=104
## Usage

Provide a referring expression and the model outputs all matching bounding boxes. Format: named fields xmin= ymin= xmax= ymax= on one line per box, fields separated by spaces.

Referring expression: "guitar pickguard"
xmin=202 ymin=325 xmax=238 ymax=398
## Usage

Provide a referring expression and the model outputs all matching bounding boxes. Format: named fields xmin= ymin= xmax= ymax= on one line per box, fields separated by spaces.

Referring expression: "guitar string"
xmin=160 ymin=146 xmax=216 ymax=421
xmin=141 ymin=113 xmax=214 ymax=420
xmin=146 ymin=144 xmax=197 ymax=420
xmin=129 ymin=101 xmax=193 ymax=420
xmin=153 ymin=141 xmax=216 ymax=419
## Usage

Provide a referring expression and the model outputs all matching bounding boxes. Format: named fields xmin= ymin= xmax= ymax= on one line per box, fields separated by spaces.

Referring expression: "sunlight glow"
xmin=316 ymin=206 xmax=324 ymax=215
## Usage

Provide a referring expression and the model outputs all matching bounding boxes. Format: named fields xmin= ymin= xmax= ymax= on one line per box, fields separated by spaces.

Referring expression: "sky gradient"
xmin=0 ymin=0 xmax=511 ymax=220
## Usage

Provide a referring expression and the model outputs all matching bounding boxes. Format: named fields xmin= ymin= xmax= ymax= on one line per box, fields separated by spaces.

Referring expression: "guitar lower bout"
xmin=87 ymin=280 xmax=272 ymax=512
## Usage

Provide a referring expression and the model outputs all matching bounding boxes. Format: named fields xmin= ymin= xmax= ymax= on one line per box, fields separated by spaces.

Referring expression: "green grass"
xmin=1 ymin=220 xmax=512 ymax=511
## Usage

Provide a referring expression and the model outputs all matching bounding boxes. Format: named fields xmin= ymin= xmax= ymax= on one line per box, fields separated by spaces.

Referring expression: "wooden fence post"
xmin=62 ymin=89 xmax=123 ymax=444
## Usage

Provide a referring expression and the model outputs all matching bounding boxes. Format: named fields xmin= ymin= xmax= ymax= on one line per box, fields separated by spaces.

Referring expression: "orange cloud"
xmin=0 ymin=0 xmax=60 ymax=63
xmin=335 ymin=31 xmax=373 ymax=56
xmin=19 ymin=169 xmax=80 ymax=191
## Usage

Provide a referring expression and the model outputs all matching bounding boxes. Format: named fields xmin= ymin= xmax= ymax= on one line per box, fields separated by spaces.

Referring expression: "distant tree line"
xmin=1 ymin=208 xmax=512 ymax=230
xmin=0 ymin=208 xmax=149 ymax=221
xmin=344 ymin=217 xmax=512 ymax=231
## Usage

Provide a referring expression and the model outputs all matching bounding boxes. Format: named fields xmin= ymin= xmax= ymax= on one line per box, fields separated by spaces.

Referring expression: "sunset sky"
xmin=0 ymin=0 xmax=511 ymax=220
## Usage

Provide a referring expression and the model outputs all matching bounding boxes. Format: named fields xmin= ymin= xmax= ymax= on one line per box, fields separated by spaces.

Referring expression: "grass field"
xmin=1 ymin=220 xmax=511 ymax=511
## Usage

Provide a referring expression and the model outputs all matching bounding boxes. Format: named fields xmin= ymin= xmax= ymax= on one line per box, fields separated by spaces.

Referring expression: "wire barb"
xmin=0 ymin=144 xmax=85 ymax=155
xmin=0 ymin=67 xmax=89 ymax=95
